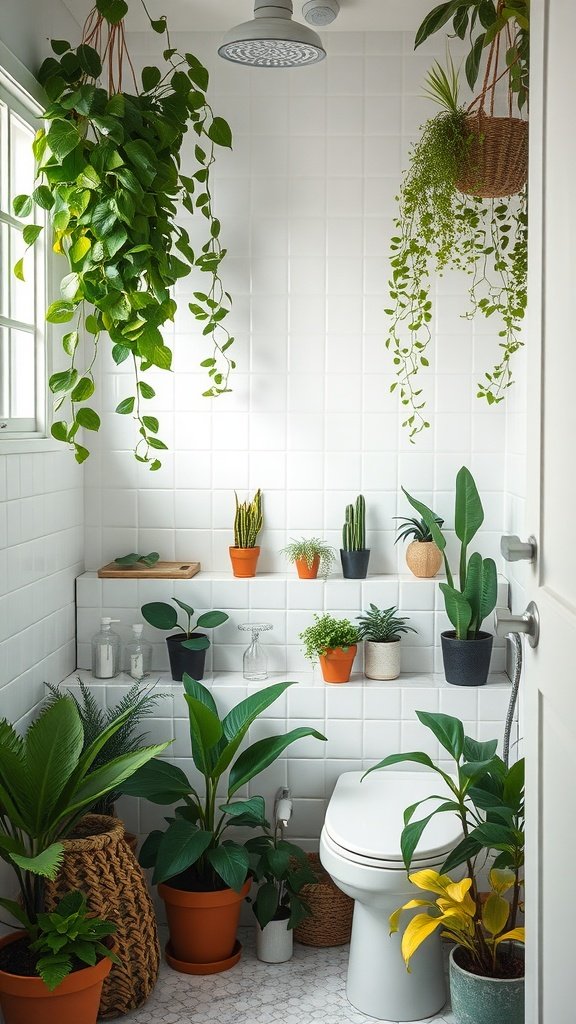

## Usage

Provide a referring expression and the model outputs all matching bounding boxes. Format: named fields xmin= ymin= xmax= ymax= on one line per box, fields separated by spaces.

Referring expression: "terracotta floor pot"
xmin=159 ymin=879 xmax=251 ymax=972
xmin=0 ymin=931 xmax=112 ymax=1024
xmin=319 ymin=644 xmax=357 ymax=684
xmin=405 ymin=540 xmax=442 ymax=578
xmin=43 ymin=814 xmax=159 ymax=1018
xmin=229 ymin=546 xmax=260 ymax=578
xmin=295 ymin=555 xmax=320 ymax=579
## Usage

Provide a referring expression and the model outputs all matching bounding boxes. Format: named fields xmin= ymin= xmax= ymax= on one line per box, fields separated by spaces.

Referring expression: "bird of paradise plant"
xmin=391 ymin=867 xmax=524 ymax=978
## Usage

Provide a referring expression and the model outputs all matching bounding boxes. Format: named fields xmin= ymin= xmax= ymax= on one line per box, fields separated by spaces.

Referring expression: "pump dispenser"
xmin=126 ymin=623 xmax=152 ymax=681
xmin=91 ymin=617 xmax=121 ymax=679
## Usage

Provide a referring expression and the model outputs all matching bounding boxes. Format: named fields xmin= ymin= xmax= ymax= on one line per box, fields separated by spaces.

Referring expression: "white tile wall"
xmin=81 ymin=30 xmax=510 ymax=582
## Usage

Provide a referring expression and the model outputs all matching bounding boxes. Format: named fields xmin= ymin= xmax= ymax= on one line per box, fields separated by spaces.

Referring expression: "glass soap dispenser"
xmin=126 ymin=623 xmax=152 ymax=682
xmin=92 ymin=617 xmax=121 ymax=679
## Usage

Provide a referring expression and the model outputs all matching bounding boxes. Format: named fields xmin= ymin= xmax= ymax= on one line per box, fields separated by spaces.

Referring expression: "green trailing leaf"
xmin=228 ymin=729 xmax=327 ymax=796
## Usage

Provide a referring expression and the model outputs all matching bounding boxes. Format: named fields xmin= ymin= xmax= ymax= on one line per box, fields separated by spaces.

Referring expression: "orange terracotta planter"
xmin=319 ymin=644 xmax=357 ymax=684
xmin=229 ymin=546 xmax=260 ymax=578
xmin=295 ymin=555 xmax=320 ymax=579
xmin=159 ymin=879 xmax=251 ymax=972
xmin=0 ymin=932 xmax=111 ymax=1024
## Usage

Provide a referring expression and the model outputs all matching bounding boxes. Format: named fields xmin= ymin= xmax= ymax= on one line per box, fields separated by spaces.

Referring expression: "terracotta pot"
xmin=364 ymin=639 xmax=401 ymax=680
xmin=0 ymin=931 xmax=112 ymax=1024
xmin=319 ymin=644 xmax=357 ymax=684
xmin=295 ymin=555 xmax=320 ymax=579
xmin=405 ymin=540 xmax=442 ymax=578
xmin=229 ymin=546 xmax=260 ymax=578
xmin=159 ymin=879 xmax=251 ymax=972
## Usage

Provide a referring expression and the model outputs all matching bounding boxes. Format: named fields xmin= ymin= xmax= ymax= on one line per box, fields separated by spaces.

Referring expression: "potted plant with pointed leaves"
xmin=402 ymin=466 xmax=498 ymax=685
xmin=341 ymin=494 xmax=370 ymax=579
xmin=299 ymin=613 xmax=360 ymax=684
xmin=141 ymin=598 xmax=228 ymax=681
xmin=394 ymin=514 xmax=445 ymax=578
xmin=245 ymin=825 xmax=314 ymax=964
xmin=120 ymin=674 xmax=326 ymax=974
xmin=230 ymin=489 xmax=263 ymax=577
xmin=365 ymin=710 xmax=525 ymax=1024
xmin=356 ymin=604 xmax=416 ymax=680
xmin=0 ymin=696 xmax=169 ymax=1024
xmin=280 ymin=537 xmax=336 ymax=580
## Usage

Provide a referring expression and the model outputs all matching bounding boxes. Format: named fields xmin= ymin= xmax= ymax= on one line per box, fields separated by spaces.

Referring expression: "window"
xmin=0 ymin=62 xmax=46 ymax=437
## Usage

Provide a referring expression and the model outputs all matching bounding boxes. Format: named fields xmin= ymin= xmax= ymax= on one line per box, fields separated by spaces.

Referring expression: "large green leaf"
xmin=24 ymin=697 xmax=83 ymax=833
xmin=153 ymin=820 xmax=212 ymax=884
xmin=57 ymin=744 xmax=171 ymax=824
xmin=119 ymin=758 xmax=192 ymax=804
xmin=228 ymin=728 xmax=326 ymax=797
xmin=463 ymin=551 xmax=482 ymax=631
xmin=441 ymin=834 xmax=483 ymax=874
xmin=0 ymin=719 xmax=28 ymax=827
xmin=219 ymin=797 xmax=268 ymax=828
xmin=123 ymin=139 xmax=157 ymax=186
xmin=416 ymin=711 xmax=464 ymax=760
xmin=138 ymin=829 xmax=163 ymax=869
xmin=401 ymin=802 xmax=461 ymax=870
xmin=182 ymin=674 xmax=218 ymax=716
xmin=11 ymin=843 xmax=64 ymax=880
xmin=454 ymin=466 xmax=484 ymax=547
xmin=206 ymin=842 xmax=250 ymax=891
xmin=182 ymin=636 xmax=210 ymax=651
xmin=439 ymin=583 xmax=472 ymax=639
xmin=463 ymin=736 xmax=498 ymax=763
xmin=196 ymin=610 xmax=228 ymax=629
xmin=479 ymin=557 xmax=498 ymax=624
xmin=141 ymin=602 xmax=178 ymax=631
xmin=184 ymin=695 xmax=223 ymax=753
xmin=414 ymin=1 xmax=461 ymax=48
xmin=0 ymin=897 xmax=31 ymax=929
xmin=252 ymin=880 xmax=280 ymax=929
xmin=222 ymin=682 xmax=295 ymax=743
xmin=46 ymin=119 xmax=80 ymax=160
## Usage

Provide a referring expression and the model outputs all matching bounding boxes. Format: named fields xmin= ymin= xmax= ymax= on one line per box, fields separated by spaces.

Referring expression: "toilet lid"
xmin=324 ymin=771 xmax=463 ymax=865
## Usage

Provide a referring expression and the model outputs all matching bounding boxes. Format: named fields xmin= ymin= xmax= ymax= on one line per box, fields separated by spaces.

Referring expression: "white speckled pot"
xmin=256 ymin=918 xmax=293 ymax=964
xmin=449 ymin=945 xmax=524 ymax=1024
xmin=363 ymin=639 xmax=401 ymax=680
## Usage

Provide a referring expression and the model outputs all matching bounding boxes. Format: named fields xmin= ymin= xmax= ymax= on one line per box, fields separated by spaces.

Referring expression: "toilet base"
xmin=346 ymin=898 xmax=447 ymax=1022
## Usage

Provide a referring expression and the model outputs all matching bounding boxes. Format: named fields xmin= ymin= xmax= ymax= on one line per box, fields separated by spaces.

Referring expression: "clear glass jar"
xmin=91 ymin=618 xmax=121 ymax=679
xmin=125 ymin=624 xmax=152 ymax=681
xmin=238 ymin=622 xmax=273 ymax=681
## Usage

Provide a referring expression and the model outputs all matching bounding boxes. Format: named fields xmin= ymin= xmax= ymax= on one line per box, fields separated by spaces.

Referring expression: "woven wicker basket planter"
xmin=44 ymin=815 xmax=159 ymax=1019
xmin=294 ymin=853 xmax=353 ymax=947
xmin=456 ymin=112 xmax=528 ymax=199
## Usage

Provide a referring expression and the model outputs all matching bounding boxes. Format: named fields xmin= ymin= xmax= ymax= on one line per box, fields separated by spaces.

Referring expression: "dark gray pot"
xmin=441 ymin=630 xmax=493 ymax=687
xmin=340 ymin=549 xmax=370 ymax=579
xmin=449 ymin=944 xmax=524 ymax=1024
xmin=166 ymin=633 xmax=207 ymax=682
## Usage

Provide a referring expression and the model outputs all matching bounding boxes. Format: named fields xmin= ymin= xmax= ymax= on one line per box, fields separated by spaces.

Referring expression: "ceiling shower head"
xmin=303 ymin=0 xmax=340 ymax=26
xmin=218 ymin=0 xmax=326 ymax=69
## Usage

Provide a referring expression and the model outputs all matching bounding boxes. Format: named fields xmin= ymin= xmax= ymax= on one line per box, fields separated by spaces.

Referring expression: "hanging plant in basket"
xmin=386 ymin=0 xmax=529 ymax=441
xmin=12 ymin=0 xmax=234 ymax=467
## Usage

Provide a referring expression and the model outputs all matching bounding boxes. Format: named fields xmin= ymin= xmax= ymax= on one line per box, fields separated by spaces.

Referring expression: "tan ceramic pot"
xmin=364 ymin=639 xmax=401 ymax=680
xmin=405 ymin=541 xmax=442 ymax=578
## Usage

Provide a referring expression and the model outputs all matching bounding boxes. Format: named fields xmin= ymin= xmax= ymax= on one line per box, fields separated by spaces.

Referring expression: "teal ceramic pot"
xmin=449 ymin=945 xmax=524 ymax=1024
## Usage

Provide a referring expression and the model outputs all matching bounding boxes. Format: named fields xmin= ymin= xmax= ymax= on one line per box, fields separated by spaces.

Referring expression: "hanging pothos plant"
xmin=386 ymin=0 xmax=529 ymax=441
xmin=13 ymin=0 xmax=234 ymax=467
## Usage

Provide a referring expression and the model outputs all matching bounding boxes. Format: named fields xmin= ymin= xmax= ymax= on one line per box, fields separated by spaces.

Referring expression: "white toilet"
xmin=320 ymin=770 xmax=463 ymax=1022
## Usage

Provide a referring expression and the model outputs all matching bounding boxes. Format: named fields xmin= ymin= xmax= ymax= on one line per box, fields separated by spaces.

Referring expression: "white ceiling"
xmin=62 ymin=0 xmax=433 ymax=33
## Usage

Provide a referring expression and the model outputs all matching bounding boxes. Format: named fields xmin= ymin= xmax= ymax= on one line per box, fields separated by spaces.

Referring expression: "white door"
xmin=525 ymin=2 xmax=576 ymax=1021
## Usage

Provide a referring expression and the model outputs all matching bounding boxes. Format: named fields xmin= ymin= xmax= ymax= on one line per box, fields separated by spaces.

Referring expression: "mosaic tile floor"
xmin=124 ymin=929 xmax=454 ymax=1024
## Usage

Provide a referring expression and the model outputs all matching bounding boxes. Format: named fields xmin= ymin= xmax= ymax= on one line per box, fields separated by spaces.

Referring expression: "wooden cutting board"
xmin=98 ymin=561 xmax=200 ymax=579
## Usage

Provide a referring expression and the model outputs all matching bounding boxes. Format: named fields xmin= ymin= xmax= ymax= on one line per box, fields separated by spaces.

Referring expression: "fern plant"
xmin=280 ymin=537 xmax=336 ymax=579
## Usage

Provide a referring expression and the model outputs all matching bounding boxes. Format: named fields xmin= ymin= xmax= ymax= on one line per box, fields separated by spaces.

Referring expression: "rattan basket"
xmin=294 ymin=853 xmax=353 ymax=947
xmin=44 ymin=814 xmax=159 ymax=1019
xmin=456 ymin=112 xmax=528 ymax=199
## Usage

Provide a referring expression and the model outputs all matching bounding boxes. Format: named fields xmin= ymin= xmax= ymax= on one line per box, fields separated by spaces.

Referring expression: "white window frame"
xmin=0 ymin=40 xmax=58 ymax=454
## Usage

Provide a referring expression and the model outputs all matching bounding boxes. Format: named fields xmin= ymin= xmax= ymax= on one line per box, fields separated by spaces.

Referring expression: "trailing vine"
xmin=13 ymin=0 xmax=234 ymax=466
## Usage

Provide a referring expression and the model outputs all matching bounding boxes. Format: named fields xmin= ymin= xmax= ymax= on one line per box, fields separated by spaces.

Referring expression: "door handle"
xmin=494 ymin=602 xmax=540 ymax=648
xmin=500 ymin=534 xmax=537 ymax=563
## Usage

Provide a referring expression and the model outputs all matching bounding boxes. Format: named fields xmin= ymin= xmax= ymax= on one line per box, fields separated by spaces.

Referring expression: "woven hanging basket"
xmin=456 ymin=111 xmax=528 ymax=199
xmin=294 ymin=853 xmax=353 ymax=947
xmin=44 ymin=814 xmax=159 ymax=1019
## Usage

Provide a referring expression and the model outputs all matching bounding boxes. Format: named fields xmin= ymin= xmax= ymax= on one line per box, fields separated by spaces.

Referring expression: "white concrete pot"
xmin=364 ymin=639 xmax=401 ymax=680
xmin=256 ymin=918 xmax=293 ymax=963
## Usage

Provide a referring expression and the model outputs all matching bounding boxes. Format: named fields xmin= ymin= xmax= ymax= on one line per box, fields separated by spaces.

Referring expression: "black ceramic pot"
xmin=340 ymin=549 xmax=371 ymax=580
xmin=166 ymin=633 xmax=207 ymax=682
xmin=441 ymin=630 xmax=494 ymax=687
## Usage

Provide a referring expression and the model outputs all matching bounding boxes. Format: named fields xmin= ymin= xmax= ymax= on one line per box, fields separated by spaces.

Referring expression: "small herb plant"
xmin=342 ymin=495 xmax=366 ymax=551
xmin=141 ymin=599 xmax=228 ymax=650
xmin=356 ymin=605 xmax=416 ymax=644
xmin=299 ymin=614 xmax=360 ymax=661
xmin=114 ymin=551 xmax=159 ymax=568
xmin=29 ymin=891 xmax=119 ymax=991
xmin=121 ymin=675 xmax=326 ymax=891
xmin=280 ymin=537 xmax=336 ymax=579
xmin=394 ymin=515 xmax=444 ymax=545
xmin=13 ymin=0 xmax=234 ymax=468
xmin=234 ymin=489 xmax=263 ymax=548
xmin=402 ymin=466 xmax=498 ymax=640
xmin=246 ymin=826 xmax=314 ymax=931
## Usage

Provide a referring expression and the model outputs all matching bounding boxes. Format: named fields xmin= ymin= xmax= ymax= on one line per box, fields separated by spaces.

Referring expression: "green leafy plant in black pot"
xmin=12 ymin=0 xmax=234 ymax=468
xmin=245 ymin=825 xmax=314 ymax=964
xmin=402 ymin=466 xmax=498 ymax=685
xmin=120 ymin=674 xmax=326 ymax=972
xmin=341 ymin=494 xmax=370 ymax=579
xmin=141 ymin=598 xmax=228 ymax=681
